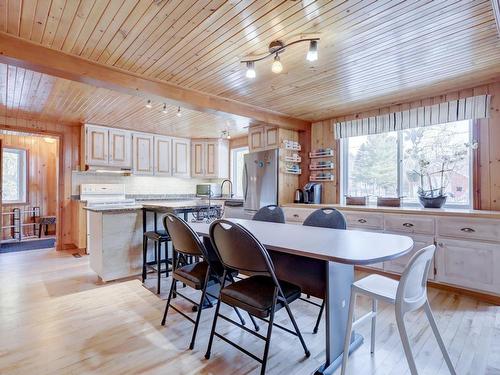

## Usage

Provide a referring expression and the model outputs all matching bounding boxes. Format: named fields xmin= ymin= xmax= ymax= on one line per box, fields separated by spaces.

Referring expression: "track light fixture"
xmin=241 ymin=38 xmax=319 ymax=78
xmin=176 ymin=106 xmax=182 ymax=117
xmin=145 ymin=99 xmax=152 ymax=108
xmin=245 ymin=61 xmax=256 ymax=78
xmin=221 ymin=130 xmax=231 ymax=139
xmin=162 ymin=103 xmax=168 ymax=114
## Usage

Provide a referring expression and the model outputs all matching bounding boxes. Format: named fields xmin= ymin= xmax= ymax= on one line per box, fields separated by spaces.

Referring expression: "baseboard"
xmin=355 ymin=266 xmax=500 ymax=305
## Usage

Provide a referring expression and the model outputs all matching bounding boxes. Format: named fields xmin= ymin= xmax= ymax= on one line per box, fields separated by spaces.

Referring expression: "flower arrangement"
xmin=405 ymin=128 xmax=477 ymax=207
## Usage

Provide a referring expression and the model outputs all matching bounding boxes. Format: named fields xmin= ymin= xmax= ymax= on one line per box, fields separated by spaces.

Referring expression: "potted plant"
xmin=405 ymin=129 xmax=477 ymax=208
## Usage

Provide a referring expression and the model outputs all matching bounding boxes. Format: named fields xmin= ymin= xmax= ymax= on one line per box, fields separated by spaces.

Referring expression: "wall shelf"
xmin=309 ymin=148 xmax=334 ymax=158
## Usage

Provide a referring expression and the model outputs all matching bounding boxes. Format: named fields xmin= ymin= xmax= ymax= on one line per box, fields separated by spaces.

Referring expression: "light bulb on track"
xmin=306 ymin=40 xmax=318 ymax=62
xmin=271 ymin=54 xmax=283 ymax=73
xmin=245 ymin=61 xmax=256 ymax=78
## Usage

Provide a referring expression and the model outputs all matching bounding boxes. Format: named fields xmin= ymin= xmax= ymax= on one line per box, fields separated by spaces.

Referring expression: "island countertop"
xmin=83 ymin=199 xmax=223 ymax=213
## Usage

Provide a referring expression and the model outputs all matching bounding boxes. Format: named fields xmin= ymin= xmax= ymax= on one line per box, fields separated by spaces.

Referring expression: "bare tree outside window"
xmin=2 ymin=148 xmax=27 ymax=203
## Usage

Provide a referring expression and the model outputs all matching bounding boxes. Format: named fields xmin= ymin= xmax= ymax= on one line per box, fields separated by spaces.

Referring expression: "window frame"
xmin=340 ymin=120 xmax=474 ymax=208
xmin=2 ymin=147 xmax=29 ymax=205
xmin=230 ymin=146 xmax=249 ymax=198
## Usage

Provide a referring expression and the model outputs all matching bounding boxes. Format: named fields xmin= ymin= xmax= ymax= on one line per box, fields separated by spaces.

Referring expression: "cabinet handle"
xmin=460 ymin=227 xmax=475 ymax=233
xmin=358 ymin=218 xmax=367 ymax=223
xmin=293 ymin=214 xmax=299 ymax=218
xmin=402 ymin=222 xmax=414 ymax=228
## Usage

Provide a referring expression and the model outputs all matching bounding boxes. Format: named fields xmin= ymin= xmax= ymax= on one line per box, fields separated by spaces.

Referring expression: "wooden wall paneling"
xmin=228 ymin=135 xmax=248 ymax=150
xmin=298 ymin=127 xmax=311 ymax=189
xmin=484 ymin=82 xmax=500 ymax=210
xmin=0 ymin=116 xmax=79 ymax=249
xmin=278 ymin=128 xmax=299 ymax=205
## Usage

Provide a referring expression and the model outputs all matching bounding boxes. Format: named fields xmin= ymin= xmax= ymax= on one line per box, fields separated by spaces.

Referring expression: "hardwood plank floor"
xmin=0 ymin=248 xmax=498 ymax=375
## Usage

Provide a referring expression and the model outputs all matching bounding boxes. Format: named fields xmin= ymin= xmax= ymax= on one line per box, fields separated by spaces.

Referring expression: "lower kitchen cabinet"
xmin=435 ymin=238 xmax=500 ymax=294
xmin=384 ymin=233 xmax=435 ymax=279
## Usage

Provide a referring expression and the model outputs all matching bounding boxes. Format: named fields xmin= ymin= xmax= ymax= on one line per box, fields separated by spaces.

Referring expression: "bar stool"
xmin=302 ymin=208 xmax=347 ymax=333
xmin=252 ymin=205 xmax=285 ymax=223
xmin=142 ymin=209 xmax=172 ymax=294
xmin=206 ymin=219 xmax=310 ymax=375
xmin=161 ymin=214 xmax=256 ymax=350
xmin=341 ymin=245 xmax=456 ymax=375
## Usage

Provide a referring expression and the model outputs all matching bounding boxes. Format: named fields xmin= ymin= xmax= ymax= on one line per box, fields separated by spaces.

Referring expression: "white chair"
xmin=340 ymin=245 xmax=456 ymax=375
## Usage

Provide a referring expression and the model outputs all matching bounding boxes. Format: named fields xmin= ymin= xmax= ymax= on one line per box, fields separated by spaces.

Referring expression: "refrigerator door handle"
xmin=243 ymin=162 xmax=248 ymax=200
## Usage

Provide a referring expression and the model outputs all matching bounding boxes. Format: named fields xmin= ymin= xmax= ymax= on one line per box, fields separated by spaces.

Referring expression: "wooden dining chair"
xmin=252 ymin=205 xmax=285 ymax=223
xmin=302 ymin=208 xmax=347 ymax=333
xmin=160 ymin=214 xmax=256 ymax=350
xmin=206 ymin=219 xmax=310 ymax=375
xmin=340 ymin=245 xmax=456 ymax=375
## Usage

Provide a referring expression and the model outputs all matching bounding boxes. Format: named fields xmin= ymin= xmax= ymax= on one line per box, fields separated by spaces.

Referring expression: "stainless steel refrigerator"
xmin=243 ymin=149 xmax=278 ymax=216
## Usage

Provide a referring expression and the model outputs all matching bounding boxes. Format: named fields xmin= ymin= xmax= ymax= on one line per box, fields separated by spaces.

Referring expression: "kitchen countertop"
xmin=84 ymin=199 xmax=224 ymax=213
xmin=281 ymin=203 xmax=500 ymax=219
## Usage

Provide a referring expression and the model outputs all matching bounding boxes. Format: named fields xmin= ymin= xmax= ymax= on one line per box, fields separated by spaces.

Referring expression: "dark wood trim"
xmin=0 ymin=32 xmax=309 ymax=132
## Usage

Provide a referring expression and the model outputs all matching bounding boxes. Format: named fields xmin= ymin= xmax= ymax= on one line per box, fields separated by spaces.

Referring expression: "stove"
xmin=80 ymin=184 xmax=137 ymax=209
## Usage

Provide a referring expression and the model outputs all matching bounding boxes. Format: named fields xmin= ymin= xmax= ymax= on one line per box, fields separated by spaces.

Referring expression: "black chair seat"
xmin=220 ymin=275 xmax=301 ymax=318
xmin=174 ymin=261 xmax=209 ymax=289
xmin=144 ymin=230 xmax=170 ymax=241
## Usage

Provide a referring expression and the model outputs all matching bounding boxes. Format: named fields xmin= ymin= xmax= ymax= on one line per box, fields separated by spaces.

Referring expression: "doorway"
xmin=0 ymin=130 xmax=59 ymax=254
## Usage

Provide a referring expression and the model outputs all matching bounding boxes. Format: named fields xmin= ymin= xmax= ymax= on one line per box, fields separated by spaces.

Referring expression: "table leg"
xmin=315 ymin=262 xmax=364 ymax=375
xmin=183 ymin=212 xmax=188 ymax=221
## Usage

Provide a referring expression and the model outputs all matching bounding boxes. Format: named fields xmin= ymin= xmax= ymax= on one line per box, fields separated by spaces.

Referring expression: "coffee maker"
xmin=303 ymin=182 xmax=322 ymax=204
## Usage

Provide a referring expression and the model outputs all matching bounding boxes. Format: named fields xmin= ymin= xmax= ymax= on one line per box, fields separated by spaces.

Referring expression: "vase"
xmin=418 ymin=195 xmax=447 ymax=208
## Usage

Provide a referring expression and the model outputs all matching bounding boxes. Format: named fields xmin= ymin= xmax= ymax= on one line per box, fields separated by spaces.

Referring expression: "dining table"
xmin=188 ymin=218 xmax=414 ymax=375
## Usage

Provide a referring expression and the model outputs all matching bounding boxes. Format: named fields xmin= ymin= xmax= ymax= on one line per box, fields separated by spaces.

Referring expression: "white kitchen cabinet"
xmin=154 ymin=136 xmax=172 ymax=176
xmin=190 ymin=139 xmax=228 ymax=179
xmin=435 ymin=238 xmax=500 ymax=294
xmin=108 ymin=129 xmax=131 ymax=168
xmin=172 ymin=138 xmax=191 ymax=178
xmin=384 ymin=233 xmax=435 ymax=279
xmin=248 ymin=126 xmax=279 ymax=151
xmin=132 ymin=133 xmax=154 ymax=175
xmin=85 ymin=124 xmax=109 ymax=166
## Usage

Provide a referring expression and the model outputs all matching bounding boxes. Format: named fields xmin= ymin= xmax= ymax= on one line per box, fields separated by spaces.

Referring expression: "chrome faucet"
xmin=220 ymin=179 xmax=233 ymax=198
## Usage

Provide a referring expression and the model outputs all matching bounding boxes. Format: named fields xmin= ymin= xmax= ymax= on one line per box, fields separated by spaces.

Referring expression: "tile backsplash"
xmin=72 ymin=171 xmax=220 ymax=196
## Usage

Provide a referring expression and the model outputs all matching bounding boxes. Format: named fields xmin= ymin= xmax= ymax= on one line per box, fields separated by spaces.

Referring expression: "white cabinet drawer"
xmin=435 ymin=238 xmax=500 ymax=295
xmin=283 ymin=207 xmax=315 ymax=223
xmin=384 ymin=214 xmax=434 ymax=235
xmin=437 ymin=217 xmax=500 ymax=242
xmin=343 ymin=211 xmax=384 ymax=230
xmin=383 ymin=233 xmax=435 ymax=279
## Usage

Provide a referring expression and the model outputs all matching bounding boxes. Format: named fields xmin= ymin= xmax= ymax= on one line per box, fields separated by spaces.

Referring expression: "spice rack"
xmin=308 ymin=148 xmax=335 ymax=181
xmin=282 ymin=140 xmax=302 ymax=175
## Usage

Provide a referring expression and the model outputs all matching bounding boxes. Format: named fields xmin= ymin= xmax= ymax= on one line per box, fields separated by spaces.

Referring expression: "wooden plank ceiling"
xmin=0 ymin=63 xmax=248 ymax=138
xmin=1 ymin=0 xmax=500 ymax=130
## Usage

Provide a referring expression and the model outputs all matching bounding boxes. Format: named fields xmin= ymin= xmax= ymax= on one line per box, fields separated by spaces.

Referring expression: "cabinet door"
xmin=204 ymin=141 xmax=219 ymax=178
xmin=384 ymin=233 xmax=435 ymax=279
xmin=86 ymin=125 xmax=108 ymax=166
xmin=108 ymin=129 xmax=131 ymax=168
xmin=132 ymin=133 xmax=154 ymax=175
xmin=435 ymin=238 xmax=500 ymax=294
xmin=249 ymin=126 xmax=264 ymax=151
xmin=154 ymin=136 xmax=172 ymax=176
xmin=264 ymin=126 xmax=278 ymax=149
xmin=191 ymin=141 xmax=205 ymax=178
xmin=173 ymin=138 xmax=191 ymax=178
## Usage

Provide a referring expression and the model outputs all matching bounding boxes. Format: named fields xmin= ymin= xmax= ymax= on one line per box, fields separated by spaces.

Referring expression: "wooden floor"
xmin=0 ymin=249 xmax=499 ymax=375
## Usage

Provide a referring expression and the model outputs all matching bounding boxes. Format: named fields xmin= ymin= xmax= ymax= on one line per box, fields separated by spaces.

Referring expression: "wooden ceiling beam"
xmin=0 ymin=32 xmax=309 ymax=131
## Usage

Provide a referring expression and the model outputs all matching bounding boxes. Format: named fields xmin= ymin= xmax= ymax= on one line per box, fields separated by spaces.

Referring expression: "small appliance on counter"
xmin=303 ymin=182 xmax=322 ymax=204
xmin=294 ymin=189 xmax=304 ymax=203
xmin=196 ymin=183 xmax=221 ymax=197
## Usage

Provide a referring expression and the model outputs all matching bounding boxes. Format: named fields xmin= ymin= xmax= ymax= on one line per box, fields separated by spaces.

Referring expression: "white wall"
xmin=72 ymin=171 xmax=220 ymax=196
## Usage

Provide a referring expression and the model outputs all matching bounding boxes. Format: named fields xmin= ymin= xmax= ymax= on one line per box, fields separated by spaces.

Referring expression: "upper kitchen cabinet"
xmin=84 ymin=124 xmax=131 ymax=169
xmin=191 ymin=139 xmax=229 ymax=179
xmin=109 ymin=129 xmax=132 ymax=168
xmin=132 ymin=133 xmax=154 ymax=175
xmin=248 ymin=125 xmax=279 ymax=152
xmin=172 ymin=138 xmax=191 ymax=178
xmin=154 ymin=136 xmax=172 ymax=176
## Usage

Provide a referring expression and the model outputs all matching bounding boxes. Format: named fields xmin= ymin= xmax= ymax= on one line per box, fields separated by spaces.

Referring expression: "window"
xmin=342 ymin=120 xmax=473 ymax=207
xmin=2 ymin=148 xmax=28 ymax=204
xmin=231 ymin=146 xmax=249 ymax=198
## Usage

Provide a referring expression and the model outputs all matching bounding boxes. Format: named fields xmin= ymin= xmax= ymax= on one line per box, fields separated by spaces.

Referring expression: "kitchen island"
xmin=85 ymin=200 xmax=223 ymax=282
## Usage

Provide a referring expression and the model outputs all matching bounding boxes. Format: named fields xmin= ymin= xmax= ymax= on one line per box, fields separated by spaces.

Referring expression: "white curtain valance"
xmin=334 ymin=94 xmax=490 ymax=139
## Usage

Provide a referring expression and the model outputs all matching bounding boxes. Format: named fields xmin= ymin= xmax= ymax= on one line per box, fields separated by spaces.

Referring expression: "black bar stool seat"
xmin=144 ymin=229 xmax=170 ymax=241
xmin=221 ymin=275 xmax=301 ymax=318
